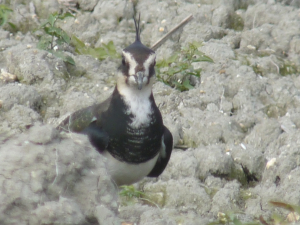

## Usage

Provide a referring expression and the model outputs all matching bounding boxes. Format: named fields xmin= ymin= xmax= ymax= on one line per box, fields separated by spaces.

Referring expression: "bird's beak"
xmin=135 ymin=71 xmax=145 ymax=90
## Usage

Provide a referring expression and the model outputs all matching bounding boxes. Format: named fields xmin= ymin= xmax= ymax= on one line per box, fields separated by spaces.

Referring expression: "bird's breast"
xmin=107 ymin=115 xmax=162 ymax=163
xmin=102 ymin=150 xmax=159 ymax=186
xmin=101 ymin=90 xmax=164 ymax=164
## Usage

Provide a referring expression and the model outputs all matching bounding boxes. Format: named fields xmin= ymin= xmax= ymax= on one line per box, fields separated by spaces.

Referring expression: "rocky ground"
xmin=1 ymin=0 xmax=300 ymax=224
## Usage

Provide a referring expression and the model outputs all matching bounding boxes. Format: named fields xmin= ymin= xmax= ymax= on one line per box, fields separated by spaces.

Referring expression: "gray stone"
xmin=240 ymin=24 xmax=274 ymax=53
xmin=165 ymin=178 xmax=211 ymax=213
xmin=201 ymin=41 xmax=235 ymax=62
xmin=160 ymin=149 xmax=199 ymax=181
xmin=212 ymin=5 xmax=234 ymax=29
xmin=0 ymin=125 xmax=118 ymax=224
xmin=231 ymin=144 xmax=266 ymax=181
xmin=211 ymin=180 xmax=241 ymax=214
xmin=77 ymin=0 xmax=98 ymax=11
xmin=5 ymin=46 xmax=69 ymax=85
xmin=140 ymin=209 xmax=177 ymax=225
xmin=194 ymin=145 xmax=235 ymax=180
xmin=28 ymin=124 xmax=58 ymax=144
xmin=244 ymin=3 xmax=296 ymax=29
xmin=1 ymin=105 xmax=42 ymax=135
xmin=244 ymin=119 xmax=282 ymax=150
xmin=0 ymin=83 xmax=42 ymax=111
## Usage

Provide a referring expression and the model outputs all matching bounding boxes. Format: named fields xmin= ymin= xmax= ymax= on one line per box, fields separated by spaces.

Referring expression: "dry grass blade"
xmin=259 ymin=215 xmax=269 ymax=225
xmin=270 ymin=201 xmax=296 ymax=212
xmin=151 ymin=14 xmax=194 ymax=51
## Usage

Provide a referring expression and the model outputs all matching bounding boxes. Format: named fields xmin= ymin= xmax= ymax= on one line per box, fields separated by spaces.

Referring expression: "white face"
xmin=116 ymin=50 xmax=156 ymax=129
xmin=118 ymin=50 xmax=156 ymax=91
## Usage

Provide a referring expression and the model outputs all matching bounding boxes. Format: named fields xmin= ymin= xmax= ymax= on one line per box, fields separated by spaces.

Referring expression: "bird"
xmin=56 ymin=14 xmax=173 ymax=186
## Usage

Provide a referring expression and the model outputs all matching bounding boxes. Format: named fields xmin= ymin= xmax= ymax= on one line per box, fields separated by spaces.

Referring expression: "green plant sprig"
xmin=71 ymin=35 xmax=119 ymax=60
xmin=0 ymin=4 xmax=17 ymax=31
xmin=119 ymin=185 xmax=161 ymax=208
xmin=119 ymin=185 xmax=145 ymax=199
xmin=37 ymin=12 xmax=75 ymax=65
xmin=156 ymin=41 xmax=213 ymax=92
xmin=0 ymin=4 xmax=12 ymax=27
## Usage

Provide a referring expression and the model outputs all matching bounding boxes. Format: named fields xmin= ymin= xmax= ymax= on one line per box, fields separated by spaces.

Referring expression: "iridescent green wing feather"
xmin=56 ymin=96 xmax=112 ymax=133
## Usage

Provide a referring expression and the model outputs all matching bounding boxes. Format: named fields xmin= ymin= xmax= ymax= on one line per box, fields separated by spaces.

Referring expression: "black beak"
xmin=135 ymin=71 xmax=144 ymax=90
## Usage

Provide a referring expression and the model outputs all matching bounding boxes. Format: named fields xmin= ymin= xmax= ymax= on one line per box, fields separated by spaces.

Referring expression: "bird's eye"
xmin=122 ymin=57 xmax=126 ymax=65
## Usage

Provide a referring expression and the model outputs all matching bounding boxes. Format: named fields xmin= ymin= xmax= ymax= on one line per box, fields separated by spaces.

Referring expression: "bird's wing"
xmin=81 ymin=120 xmax=109 ymax=152
xmin=55 ymin=96 xmax=112 ymax=133
xmin=147 ymin=126 xmax=173 ymax=177
xmin=55 ymin=97 xmax=112 ymax=152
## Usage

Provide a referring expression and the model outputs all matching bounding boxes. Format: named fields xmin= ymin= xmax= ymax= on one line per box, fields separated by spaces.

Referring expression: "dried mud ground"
xmin=1 ymin=0 xmax=300 ymax=224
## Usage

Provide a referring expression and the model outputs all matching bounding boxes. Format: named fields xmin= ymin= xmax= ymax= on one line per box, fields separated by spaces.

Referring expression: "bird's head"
xmin=117 ymin=14 xmax=156 ymax=94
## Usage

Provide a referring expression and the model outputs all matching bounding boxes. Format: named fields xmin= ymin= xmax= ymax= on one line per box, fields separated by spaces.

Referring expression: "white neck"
xmin=117 ymin=79 xmax=153 ymax=129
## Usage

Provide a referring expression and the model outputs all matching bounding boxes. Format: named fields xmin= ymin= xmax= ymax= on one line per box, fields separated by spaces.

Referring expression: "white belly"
xmin=102 ymin=151 xmax=159 ymax=186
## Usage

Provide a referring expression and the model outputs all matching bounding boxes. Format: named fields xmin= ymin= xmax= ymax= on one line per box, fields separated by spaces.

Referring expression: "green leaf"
xmin=157 ymin=54 xmax=179 ymax=68
xmin=58 ymin=12 xmax=74 ymax=20
xmin=44 ymin=27 xmax=70 ymax=44
xmin=37 ymin=36 xmax=52 ymax=50
xmin=56 ymin=38 xmax=65 ymax=46
xmin=167 ymin=54 xmax=178 ymax=63
xmin=186 ymin=71 xmax=196 ymax=76
xmin=64 ymin=55 xmax=75 ymax=65
xmin=0 ymin=5 xmax=13 ymax=11
xmin=194 ymin=69 xmax=202 ymax=77
xmin=102 ymin=40 xmax=119 ymax=58
xmin=71 ymin=35 xmax=85 ymax=49
xmin=48 ymin=13 xmax=57 ymax=27
xmin=39 ymin=19 xmax=50 ymax=28
xmin=119 ymin=185 xmax=145 ymax=199
xmin=83 ymin=45 xmax=108 ymax=60
xmin=171 ymin=80 xmax=184 ymax=92
xmin=193 ymin=55 xmax=213 ymax=63
xmin=0 ymin=5 xmax=12 ymax=26
xmin=49 ymin=50 xmax=75 ymax=65
xmin=60 ymin=29 xmax=71 ymax=44
xmin=191 ymin=41 xmax=202 ymax=48
xmin=182 ymin=80 xmax=194 ymax=90
xmin=271 ymin=214 xmax=285 ymax=224
xmin=156 ymin=59 xmax=168 ymax=68
xmin=94 ymin=47 xmax=109 ymax=60
xmin=106 ymin=40 xmax=116 ymax=52
xmin=167 ymin=67 xmax=177 ymax=76
xmin=46 ymin=26 xmax=61 ymax=36
xmin=49 ymin=49 xmax=64 ymax=59
xmin=193 ymin=50 xmax=214 ymax=62
xmin=43 ymin=26 xmax=52 ymax=35
xmin=7 ymin=22 xmax=17 ymax=31
xmin=71 ymin=35 xmax=119 ymax=60
xmin=0 ymin=5 xmax=13 ymax=27
xmin=180 ymin=63 xmax=189 ymax=70
xmin=232 ymin=217 xmax=243 ymax=225
xmin=181 ymin=45 xmax=189 ymax=52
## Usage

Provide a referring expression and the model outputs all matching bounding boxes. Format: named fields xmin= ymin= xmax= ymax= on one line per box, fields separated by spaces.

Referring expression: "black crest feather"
xmin=133 ymin=13 xmax=141 ymax=42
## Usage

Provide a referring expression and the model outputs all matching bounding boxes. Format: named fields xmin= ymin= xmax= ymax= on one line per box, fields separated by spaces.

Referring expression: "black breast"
xmin=100 ymin=90 xmax=164 ymax=164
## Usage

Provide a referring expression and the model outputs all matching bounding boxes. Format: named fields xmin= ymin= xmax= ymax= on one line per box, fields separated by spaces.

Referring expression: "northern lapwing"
xmin=57 ymin=14 xmax=173 ymax=186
